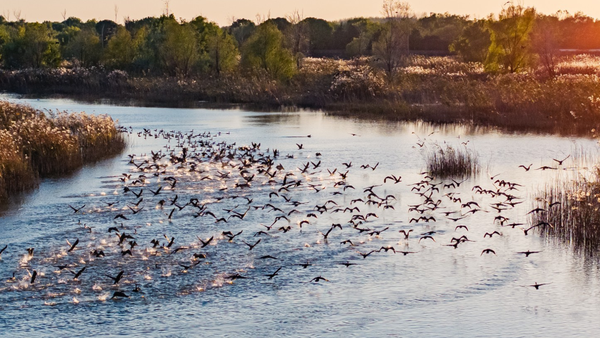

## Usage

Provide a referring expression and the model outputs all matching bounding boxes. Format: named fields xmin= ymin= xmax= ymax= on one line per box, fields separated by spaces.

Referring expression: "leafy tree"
xmin=241 ymin=22 xmax=295 ymax=81
xmin=485 ymin=4 xmax=536 ymax=73
xmin=157 ymin=19 xmax=199 ymax=76
xmin=346 ymin=18 xmax=378 ymax=56
xmin=2 ymin=23 xmax=61 ymax=68
xmin=190 ymin=16 xmax=238 ymax=74
xmin=95 ymin=20 xmax=118 ymax=48
xmin=449 ymin=20 xmax=491 ymax=62
xmin=63 ymin=27 xmax=102 ymax=67
xmin=229 ymin=19 xmax=256 ymax=47
xmin=302 ymin=18 xmax=333 ymax=52
xmin=104 ymin=26 xmax=144 ymax=69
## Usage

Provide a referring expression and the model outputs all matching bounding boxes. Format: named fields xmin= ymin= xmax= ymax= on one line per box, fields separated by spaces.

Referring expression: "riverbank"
xmin=1 ymin=56 xmax=600 ymax=136
xmin=0 ymin=100 xmax=125 ymax=201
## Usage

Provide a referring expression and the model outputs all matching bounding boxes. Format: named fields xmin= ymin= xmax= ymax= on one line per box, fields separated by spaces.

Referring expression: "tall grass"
xmin=2 ymin=55 xmax=600 ymax=135
xmin=532 ymin=175 xmax=600 ymax=255
xmin=425 ymin=144 xmax=480 ymax=178
xmin=0 ymin=100 xmax=125 ymax=200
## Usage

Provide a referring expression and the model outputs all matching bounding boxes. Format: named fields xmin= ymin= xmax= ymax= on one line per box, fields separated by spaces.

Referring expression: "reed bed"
xmin=532 ymin=174 xmax=600 ymax=255
xmin=0 ymin=100 xmax=125 ymax=200
xmin=425 ymin=144 xmax=480 ymax=178
xmin=2 ymin=55 xmax=600 ymax=135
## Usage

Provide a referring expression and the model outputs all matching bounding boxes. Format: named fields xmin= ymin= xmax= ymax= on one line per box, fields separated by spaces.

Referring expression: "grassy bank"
xmin=1 ymin=55 xmax=600 ymax=135
xmin=0 ymin=101 xmax=125 ymax=201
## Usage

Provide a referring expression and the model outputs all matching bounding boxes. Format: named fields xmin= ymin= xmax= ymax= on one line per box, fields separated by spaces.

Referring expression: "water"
xmin=1 ymin=96 xmax=600 ymax=337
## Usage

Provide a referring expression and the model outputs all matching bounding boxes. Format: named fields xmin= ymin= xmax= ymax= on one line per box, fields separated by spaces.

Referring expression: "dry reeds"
xmin=2 ymin=56 xmax=600 ymax=135
xmin=0 ymin=100 xmax=125 ymax=200
xmin=532 ymin=172 xmax=600 ymax=255
xmin=425 ymin=144 xmax=480 ymax=178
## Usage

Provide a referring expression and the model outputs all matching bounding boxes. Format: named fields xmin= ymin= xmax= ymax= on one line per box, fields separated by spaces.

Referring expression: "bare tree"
xmin=61 ymin=9 xmax=67 ymax=21
xmin=114 ymin=5 xmax=119 ymax=23
xmin=2 ymin=10 xmax=10 ymax=21
xmin=285 ymin=10 xmax=309 ymax=68
xmin=373 ymin=1 xmax=412 ymax=76
xmin=163 ymin=0 xmax=171 ymax=16
xmin=13 ymin=10 xmax=22 ymax=22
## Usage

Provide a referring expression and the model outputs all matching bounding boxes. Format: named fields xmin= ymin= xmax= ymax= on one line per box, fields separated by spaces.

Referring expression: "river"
xmin=1 ymin=96 xmax=599 ymax=337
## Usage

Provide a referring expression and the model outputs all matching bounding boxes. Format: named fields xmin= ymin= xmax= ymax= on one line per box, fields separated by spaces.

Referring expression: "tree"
xmin=449 ymin=20 xmax=491 ymax=62
xmin=2 ymin=22 xmax=61 ymax=69
xmin=345 ymin=18 xmax=378 ymax=56
xmin=301 ymin=17 xmax=333 ymax=54
xmin=284 ymin=11 xmax=309 ymax=68
xmin=190 ymin=16 xmax=239 ymax=75
xmin=241 ymin=22 xmax=295 ymax=81
xmin=372 ymin=1 xmax=412 ymax=76
xmin=63 ymin=27 xmax=102 ymax=67
xmin=229 ymin=19 xmax=256 ymax=47
xmin=95 ymin=20 xmax=118 ymax=48
xmin=104 ymin=26 xmax=143 ymax=69
xmin=485 ymin=3 xmax=536 ymax=73
xmin=530 ymin=15 xmax=563 ymax=77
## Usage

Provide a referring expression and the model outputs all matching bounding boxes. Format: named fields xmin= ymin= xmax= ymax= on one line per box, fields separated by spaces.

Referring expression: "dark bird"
xmin=527 ymin=208 xmax=546 ymax=215
xmin=518 ymin=163 xmax=533 ymax=171
xmin=397 ymin=251 xmax=416 ymax=256
xmin=296 ymin=143 xmax=304 ymax=150
xmin=242 ymin=239 xmax=261 ymax=250
xmin=419 ymin=235 xmax=436 ymax=242
xmin=483 ymin=231 xmax=501 ymax=238
xmin=111 ymin=291 xmax=130 ymax=299
xmin=297 ymin=262 xmax=312 ymax=268
xmin=197 ymin=236 xmax=214 ymax=248
xmin=481 ymin=248 xmax=496 ymax=255
xmin=399 ymin=229 xmax=413 ymax=239
xmin=552 ymin=155 xmax=570 ymax=165
xmin=310 ymin=276 xmax=329 ymax=282
xmin=71 ymin=266 xmax=86 ymax=280
xmin=358 ymin=250 xmax=377 ymax=259
xmin=69 ymin=204 xmax=86 ymax=213
xmin=29 ymin=270 xmax=38 ymax=284
xmin=338 ymin=261 xmax=357 ymax=267
xmin=455 ymin=225 xmax=469 ymax=231
xmin=384 ymin=175 xmax=402 ymax=184
xmin=0 ymin=245 xmax=7 ymax=256
xmin=106 ymin=270 xmax=124 ymax=284
xmin=114 ymin=214 xmax=129 ymax=220
xmin=67 ymin=238 xmax=79 ymax=253
xmin=517 ymin=250 xmax=541 ymax=257
xmin=529 ymin=282 xmax=550 ymax=289
xmin=265 ymin=267 xmax=283 ymax=280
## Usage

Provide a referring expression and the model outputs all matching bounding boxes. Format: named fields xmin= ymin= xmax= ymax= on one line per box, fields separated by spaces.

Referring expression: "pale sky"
xmin=2 ymin=0 xmax=599 ymax=26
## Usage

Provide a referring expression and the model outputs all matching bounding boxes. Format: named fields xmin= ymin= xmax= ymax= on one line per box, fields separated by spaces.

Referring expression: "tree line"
xmin=0 ymin=1 xmax=599 ymax=78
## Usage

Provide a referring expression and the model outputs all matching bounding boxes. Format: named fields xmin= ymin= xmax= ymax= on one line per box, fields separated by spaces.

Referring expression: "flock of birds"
xmin=0 ymin=127 xmax=570 ymax=306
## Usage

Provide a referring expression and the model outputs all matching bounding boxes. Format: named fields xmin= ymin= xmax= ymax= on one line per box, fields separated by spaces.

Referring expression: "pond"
xmin=1 ymin=96 xmax=600 ymax=337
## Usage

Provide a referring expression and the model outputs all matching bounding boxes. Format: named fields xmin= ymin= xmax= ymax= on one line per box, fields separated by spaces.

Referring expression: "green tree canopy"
xmin=485 ymin=4 xmax=536 ymax=73
xmin=241 ymin=22 xmax=295 ymax=81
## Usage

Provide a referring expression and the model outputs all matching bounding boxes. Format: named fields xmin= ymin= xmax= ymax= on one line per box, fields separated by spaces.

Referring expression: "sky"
xmin=2 ymin=0 xmax=599 ymax=25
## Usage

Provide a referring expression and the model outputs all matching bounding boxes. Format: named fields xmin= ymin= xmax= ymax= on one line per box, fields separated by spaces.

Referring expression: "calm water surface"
xmin=1 ymin=96 xmax=600 ymax=337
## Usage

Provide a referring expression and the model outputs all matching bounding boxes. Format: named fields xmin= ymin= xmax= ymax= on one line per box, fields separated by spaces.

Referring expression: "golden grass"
xmin=425 ymin=144 xmax=480 ymax=178
xmin=0 ymin=100 xmax=125 ymax=200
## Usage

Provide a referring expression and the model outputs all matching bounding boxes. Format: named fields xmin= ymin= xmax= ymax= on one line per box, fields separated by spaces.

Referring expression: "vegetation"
xmin=532 ymin=171 xmax=600 ymax=255
xmin=425 ymin=144 xmax=480 ymax=178
xmin=0 ymin=100 xmax=125 ymax=200
xmin=1 ymin=3 xmax=600 ymax=134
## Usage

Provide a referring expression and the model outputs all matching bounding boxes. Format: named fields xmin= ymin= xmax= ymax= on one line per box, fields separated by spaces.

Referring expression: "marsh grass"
xmin=2 ymin=55 xmax=600 ymax=135
xmin=532 ymin=147 xmax=600 ymax=255
xmin=425 ymin=144 xmax=480 ymax=178
xmin=0 ymin=100 xmax=125 ymax=200
xmin=532 ymin=176 xmax=600 ymax=255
